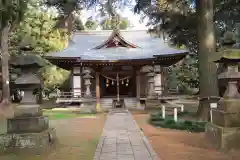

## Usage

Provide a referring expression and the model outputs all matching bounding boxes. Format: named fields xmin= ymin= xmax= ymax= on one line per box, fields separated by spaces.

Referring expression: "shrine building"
xmin=45 ymin=29 xmax=188 ymax=110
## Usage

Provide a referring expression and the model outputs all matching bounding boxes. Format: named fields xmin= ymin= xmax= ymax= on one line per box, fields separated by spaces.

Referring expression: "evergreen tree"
xmin=0 ymin=0 xmax=28 ymax=104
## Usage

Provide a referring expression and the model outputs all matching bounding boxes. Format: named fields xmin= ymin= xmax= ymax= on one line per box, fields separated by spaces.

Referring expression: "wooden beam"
xmin=100 ymin=70 xmax=134 ymax=75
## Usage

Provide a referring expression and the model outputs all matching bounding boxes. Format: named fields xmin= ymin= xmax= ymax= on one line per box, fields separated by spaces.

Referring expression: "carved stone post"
xmin=83 ymin=69 xmax=93 ymax=98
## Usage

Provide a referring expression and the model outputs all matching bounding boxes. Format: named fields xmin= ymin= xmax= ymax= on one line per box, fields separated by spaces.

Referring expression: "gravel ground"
xmin=0 ymin=113 xmax=106 ymax=160
xmin=133 ymin=114 xmax=240 ymax=160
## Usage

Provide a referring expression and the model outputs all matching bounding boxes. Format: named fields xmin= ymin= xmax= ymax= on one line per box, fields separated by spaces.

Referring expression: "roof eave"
xmin=44 ymin=56 xmax=80 ymax=60
xmin=153 ymin=51 xmax=189 ymax=58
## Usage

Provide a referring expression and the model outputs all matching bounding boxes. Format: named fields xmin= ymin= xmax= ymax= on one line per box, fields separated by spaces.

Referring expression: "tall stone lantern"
xmin=0 ymin=54 xmax=56 ymax=154
xmin=83 ymin=68 xmax=93 ymax=98
xmin=81 ymin=68 xmax=95 ymax=113
xmin=205 ymin=42 xmax=240 ymax=150
xmin=146 ymin=72 xmax=156 ymax=99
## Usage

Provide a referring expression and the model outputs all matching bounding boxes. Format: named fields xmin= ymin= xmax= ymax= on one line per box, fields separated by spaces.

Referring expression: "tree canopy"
xmin=100 ymin=16 xmax=131 ymax=30
xmin=0 ymin=0 xmax=29 ymax=103
xmin=8 ymin=2 xmax=70 ymax=93
xmin=133 ymin=0 xmax=240 ymax=94
xmin=10 ymin=5 xmax=67 ymax=56
xmin=134 ymin=0 xmax=240 ymax=50
xmin=84 ymin=19 xmax=98 ymax=30
xmin=74 ymin=18 xmax=85 ymax=31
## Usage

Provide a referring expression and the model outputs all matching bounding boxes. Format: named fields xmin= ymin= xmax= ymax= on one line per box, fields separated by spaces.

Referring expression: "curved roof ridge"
xmin=92 ymin=29 xmax=141 ymax=49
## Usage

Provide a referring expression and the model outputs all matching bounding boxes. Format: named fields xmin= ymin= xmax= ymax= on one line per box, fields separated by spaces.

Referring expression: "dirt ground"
xmin=133 ymin=114 xmax=240 ymax=160
xmin=0 ymin=113 xmax=106 ymax=160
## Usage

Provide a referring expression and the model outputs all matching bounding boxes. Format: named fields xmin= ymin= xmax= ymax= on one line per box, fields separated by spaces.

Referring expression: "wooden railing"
xmin=56 ymin=91 xmax=96 ymax=104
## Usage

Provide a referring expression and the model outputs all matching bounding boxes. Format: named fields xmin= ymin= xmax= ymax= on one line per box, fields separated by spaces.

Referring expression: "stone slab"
xmin=117 ymin=154 xmax=135 ymax=160
xmin=0 ymin=128 xmax=56 ymax=154
xmin=205 ymin=123 xmax=240 ymax=151
xmin=93 ymin=109 xmax=159 ymax=160
xmin=99 ymin=152 xmax=116 ymax=160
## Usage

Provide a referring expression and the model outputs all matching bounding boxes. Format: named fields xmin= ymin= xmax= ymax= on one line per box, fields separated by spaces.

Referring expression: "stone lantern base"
xmin=205 ymin=99 xmax=240 ymax=151
xmin=0 ymin=128 xmax=56 ymax=154
xmin=80 ymin=98 xmax=96 ymax=113
xmin=205 ymin=123 xmax=240 ymax=151
xmin=0 ymin=104 xmax=57 ymax=154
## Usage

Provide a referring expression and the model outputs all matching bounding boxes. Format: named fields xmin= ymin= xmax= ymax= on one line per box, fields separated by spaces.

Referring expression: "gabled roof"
xmin=45 ymin=29 xmax=188 ymax=61
xmin=93 ymin=29 xmax=138 ymax=49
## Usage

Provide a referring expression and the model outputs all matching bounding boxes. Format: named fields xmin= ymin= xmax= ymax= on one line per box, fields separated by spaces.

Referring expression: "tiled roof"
xmin=45 ymin=30 xmax=188 ymax=61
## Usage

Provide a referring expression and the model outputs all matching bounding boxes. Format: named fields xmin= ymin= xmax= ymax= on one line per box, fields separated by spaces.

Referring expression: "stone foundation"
xmin=205 ymin=123 xmax=240 ymax=151
xmin=14 ymin=104 xmax=42 ymax=117
xmin=0 ymin=128 xmax=56 ymax=154
xmin=80 ymin=99 xmax=96 ymax=113
xmin=7 ymin=116 xmax=49 ymax=133
xmin=212 ymin=109 xmax=240 ymax=127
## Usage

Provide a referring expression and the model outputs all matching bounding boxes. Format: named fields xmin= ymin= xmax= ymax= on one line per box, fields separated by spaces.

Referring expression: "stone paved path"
xmin=93 ymin=109 xmax=160 ymax=160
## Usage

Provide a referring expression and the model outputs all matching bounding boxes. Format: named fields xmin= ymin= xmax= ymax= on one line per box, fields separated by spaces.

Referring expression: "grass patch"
xmin=149 ymin=112 xmax=206 ymax=132
xmin=43 ymin=110 xmax=96 ymax=120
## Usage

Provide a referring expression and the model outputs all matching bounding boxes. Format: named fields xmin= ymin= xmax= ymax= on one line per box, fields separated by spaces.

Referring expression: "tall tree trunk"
xmin=196 ymin=0 xmax=219 ymax=121
xmin=0 ymin=23 xmax=11 ymax=105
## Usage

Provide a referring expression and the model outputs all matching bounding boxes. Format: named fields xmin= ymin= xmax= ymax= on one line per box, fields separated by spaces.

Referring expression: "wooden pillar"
xmin=95 ymin=71 xmax=100 ymax=108
xmin=136 ymin=69 xmax=141 ymax=108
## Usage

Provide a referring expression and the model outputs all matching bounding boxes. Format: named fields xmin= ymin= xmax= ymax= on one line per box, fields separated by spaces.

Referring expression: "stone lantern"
xmin=146 ymin=72 xmax=156 ymax=99
xmin=153 ymin=65 xmax=164 ymax=97
xmin=205 ymin=38 xmax=240 ymax=150
xmin=0 ymin=54 xmax=56 ymax=154
xmin=81 ymin=68 xmax=96 ymax=113
xmin=83 ymin=68 xmax=93 ymax=98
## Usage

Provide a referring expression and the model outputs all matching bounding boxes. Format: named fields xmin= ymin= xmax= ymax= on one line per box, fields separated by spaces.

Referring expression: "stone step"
xmin=100 ymin=99 xmax=113 ymax=108
xmin=124 ymin=98 xmax=137 ymax=108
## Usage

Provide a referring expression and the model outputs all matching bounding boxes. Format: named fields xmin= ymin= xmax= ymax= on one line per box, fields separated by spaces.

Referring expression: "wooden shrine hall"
xmin=45 ymin=29 xmax=188 ymax=110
